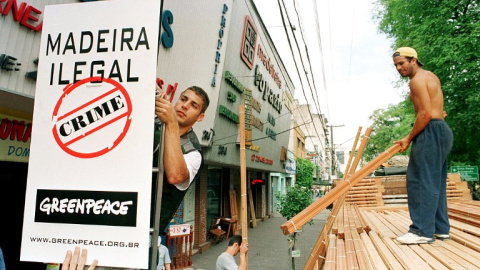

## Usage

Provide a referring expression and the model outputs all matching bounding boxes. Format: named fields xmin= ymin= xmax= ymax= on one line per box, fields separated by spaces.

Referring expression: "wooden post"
xmin=249 ymin=188 xmax=257 ymax=228
xmin=239 ymin=104 xmax=248 ymax=268
xmin=342 ymin=127 xmax=362 ymax=181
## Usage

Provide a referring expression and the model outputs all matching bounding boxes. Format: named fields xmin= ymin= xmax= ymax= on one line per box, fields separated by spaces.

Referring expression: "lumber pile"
xmin=341 ymin=173 xmax=472 ymax=208
xmin=322 ymin=203 xmax=480 ymax=270
xmin=332 ymin=203 xmax=370 ymax=240
xmin=344 ymin=178 xmax=385 ymax=207
xmin=447 ymin=173 xmax=472 ymax=200
xmin=381 ymin=175 xmax=408 ymax=206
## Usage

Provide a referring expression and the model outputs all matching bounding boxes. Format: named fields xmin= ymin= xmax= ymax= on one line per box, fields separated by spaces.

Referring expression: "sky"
xmin=252 ymin=0 xmax=408 ymax=155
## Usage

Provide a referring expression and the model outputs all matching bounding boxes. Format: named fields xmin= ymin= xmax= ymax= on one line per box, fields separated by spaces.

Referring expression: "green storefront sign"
xmin=451 ymin=166 xmax=479 ymax=181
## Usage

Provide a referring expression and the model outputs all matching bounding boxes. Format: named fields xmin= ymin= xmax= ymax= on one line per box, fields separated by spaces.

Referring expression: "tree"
xmin=364 ymin=99 xmax=415 ymax=162
xmin=295 ymin=158 xmax=314 ymax=188
xmin=373 ymin=0 xmax=480 ymax=168
xmin=275 ymin=157 xmax=314 ymax=269
xmin=276 ymin=158 xmax=313 ymax=220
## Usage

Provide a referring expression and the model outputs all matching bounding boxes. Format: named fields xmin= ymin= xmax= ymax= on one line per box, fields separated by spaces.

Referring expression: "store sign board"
xmin=20 ymin=1 xmax=159 ymax=268
xmin=0 ymin=113 xmax=32 ymax=163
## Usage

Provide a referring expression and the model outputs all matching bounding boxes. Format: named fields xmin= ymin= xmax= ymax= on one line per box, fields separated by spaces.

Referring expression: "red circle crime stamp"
xmin=52 ymin=77 xmax=132 ymax=158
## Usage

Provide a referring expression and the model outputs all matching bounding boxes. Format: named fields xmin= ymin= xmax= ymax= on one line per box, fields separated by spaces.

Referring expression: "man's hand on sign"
xmin=155 ymin=85 xmax=177 ymax=126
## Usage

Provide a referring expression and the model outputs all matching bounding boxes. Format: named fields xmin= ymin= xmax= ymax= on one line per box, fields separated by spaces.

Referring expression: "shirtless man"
xmin=392 ymin=47 xmax=453 ymax=244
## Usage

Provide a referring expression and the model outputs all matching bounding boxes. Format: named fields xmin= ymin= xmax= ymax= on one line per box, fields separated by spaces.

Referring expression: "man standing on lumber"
xmin=392 ymin=47 xmax=453 ymax=244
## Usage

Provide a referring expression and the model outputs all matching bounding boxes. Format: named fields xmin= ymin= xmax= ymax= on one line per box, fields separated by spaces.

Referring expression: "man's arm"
xmin=155 ymin=95 xmax=189 ymax=185
xmin=394 ymin=77 xmax=432 ymax=152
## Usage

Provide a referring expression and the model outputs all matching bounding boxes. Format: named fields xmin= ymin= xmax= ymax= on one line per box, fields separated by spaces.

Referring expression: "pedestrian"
xmin=392 ymin=47 xmax=453 ymax=244
xmin=216 ymin=235 xmax=249 ymax=270
xmin=153 ymin=85 xmax=210 ymax=234
xmin=157 ymin=243 xmax=171 ymax=270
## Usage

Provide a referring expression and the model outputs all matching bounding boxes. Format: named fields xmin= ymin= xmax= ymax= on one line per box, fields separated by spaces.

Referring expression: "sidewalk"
xmin=190 ymin=208 xmax=330 ymax=270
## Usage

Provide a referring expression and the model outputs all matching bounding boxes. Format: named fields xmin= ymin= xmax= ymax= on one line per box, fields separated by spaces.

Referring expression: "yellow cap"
xmin=393 ymin=47 xmax=423 ymax=66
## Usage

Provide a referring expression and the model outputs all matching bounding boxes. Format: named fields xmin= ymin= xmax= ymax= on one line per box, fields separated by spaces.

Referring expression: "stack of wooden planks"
xmin=344 ymin=178 xmax=385 ymax=207
xmin=323 ymin=201 xmax=480 ymax=269
xmin=447 ymin=173 xmax=472 ymax=201
xmin=342 ymin=173 xmax=472 ymax=208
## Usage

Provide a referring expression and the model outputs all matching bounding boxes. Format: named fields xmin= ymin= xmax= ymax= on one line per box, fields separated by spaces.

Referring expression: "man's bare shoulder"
xmin=413 ymin=69 xmax=440 ymax=83
xmin=410 ymin=69 xmax=440 ymax=89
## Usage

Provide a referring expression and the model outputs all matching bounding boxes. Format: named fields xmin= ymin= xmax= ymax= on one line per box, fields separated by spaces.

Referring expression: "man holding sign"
xmin=153 ymin=85 xmax=210 ymax=234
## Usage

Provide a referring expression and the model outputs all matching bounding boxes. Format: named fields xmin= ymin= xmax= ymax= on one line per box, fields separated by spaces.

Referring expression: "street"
xmin=191 ymin=208 xmax=330 ymax=270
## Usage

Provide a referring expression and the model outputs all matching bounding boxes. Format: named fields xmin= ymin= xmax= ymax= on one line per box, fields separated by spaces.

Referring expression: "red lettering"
xmin=20 ymin=5 xmax=41 ymax=31
xmin=23 ymin=122 xmax=32 ymax=142
xmin=0 ymin=0 xmax=42 ymax=32
xmin=10 ymin=120 xmax=25 ymax=141
xmin=1 ymin=0 xmax=26 ymax=21
xmin=0 ymin=118 xmax=12 ymax=140
xmin=0 ymin=118 xmax=32 ymax=142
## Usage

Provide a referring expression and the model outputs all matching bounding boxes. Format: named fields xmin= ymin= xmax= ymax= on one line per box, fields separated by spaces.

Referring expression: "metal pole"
xmin=150 ymin=1 xmax=165 ymax=268
xmin=150 ymin=125 xmax=165 ymax=270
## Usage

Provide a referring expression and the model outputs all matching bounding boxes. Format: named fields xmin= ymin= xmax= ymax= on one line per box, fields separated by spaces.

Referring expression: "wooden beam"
xmin=239 ymin=104 xmax=248 ymax=268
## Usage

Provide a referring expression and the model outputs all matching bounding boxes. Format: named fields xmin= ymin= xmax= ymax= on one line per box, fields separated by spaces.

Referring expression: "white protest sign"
xmin=20 ymin=1 xmax=159 ymax=268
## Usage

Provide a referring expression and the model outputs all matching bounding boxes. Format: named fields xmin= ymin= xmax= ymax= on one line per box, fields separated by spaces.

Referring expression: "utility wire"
xmin=291 ymin=0 xmax=329 ymax=152
xmin=311 ymin=0 xmax=331 ymax=122
xmin=276 ymin=0 xmax=324 ymax=147
xmin=248 ymin=0 xmax=317 ymax=146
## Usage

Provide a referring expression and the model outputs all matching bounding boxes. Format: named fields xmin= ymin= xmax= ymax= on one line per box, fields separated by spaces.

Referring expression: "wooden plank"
xmin=427 ymin=242 xmax=480 ymax=270
xmin=344 ymin=230 xmax=360 ymax=270
xmin=421 ymin=243 xmax=466 ymax=270
xmin=435 ymin=240 xmax=480 ymax=267
xmin=248 ymin=188 xmax=257 ymax=228
xmin=371 ymin=211 xmax=404 ymax=238
xmin=359 ymin=205 xmax=408 ymax=211
xmin=351 ymin=229 xmax=370 ymax=270
xmin=239 ymin=104 xmax=248 ymax=269
xmin=229 ymin=190 xmax=239 ymax=235
xmin=362 ymin=211 xmax=396 ymax=238
xmin=369 ymin=231 xmax=404 ymax=270
xmin=450 ymin=218 xmax=480 ymax=237
xmin=384 ymin=210 xmax=410 ymax=234
xmin=336 ymin=238 xmax=347 ymax=270
xmin=337 ymin=206 xmax=345 ymax=238
xmin=383 ymin=237 xmax=432 ymax=270
xmin=360 ymin=232 xmax=388 ymax=270
xmin=324 ymin=235 xmax=337 ymax=270
xmin=450 ymin=228 xmax=480 ymax=253
xmin=409 ymin=245 xmax=449 ymax=270
xmin=447 ymin=240 xmax=480 ymax=261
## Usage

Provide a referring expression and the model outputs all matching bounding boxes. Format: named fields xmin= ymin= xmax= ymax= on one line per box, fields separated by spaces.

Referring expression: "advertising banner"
xmin=20 ymin=1 xmax=159 ymax=268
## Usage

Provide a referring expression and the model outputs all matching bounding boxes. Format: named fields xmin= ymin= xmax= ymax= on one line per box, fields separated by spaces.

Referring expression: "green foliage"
xmin=276 ymin=186 xmax=313 ymax=221
xmin=373 ymin=0 xmax=480 ymax=168
xmin=275 ymin=158 xmax=314 ymax=223
xmin=296 ymin=158 xmax=314 ymax=188
xmin=364 ymin=99 xmax=415 ymax=161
